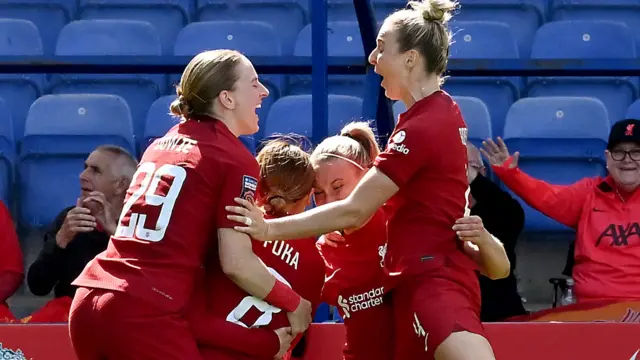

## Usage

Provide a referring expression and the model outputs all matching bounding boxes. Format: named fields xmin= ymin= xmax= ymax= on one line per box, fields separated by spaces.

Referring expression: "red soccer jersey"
xmin=73 ymin=116 xmax=259 ymax=313
xmin=374 ymin=91 xmax=477 ymax=277
xmin=0 ymin=202 xmax=23 ymax=275
xmin=317 ymin=208 xmax=388 ymax=305
xmin=195 ymin=235 xmax=325 ymax=359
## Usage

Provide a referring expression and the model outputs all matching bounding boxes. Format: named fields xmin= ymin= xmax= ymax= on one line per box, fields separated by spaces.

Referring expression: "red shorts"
xmin=335 ymin=281 xmax=394 ymax=360
xmin=392 ymin=258 xmax=486 ymax=359
xmin=69 ymin=287 xmax=201 ymax=360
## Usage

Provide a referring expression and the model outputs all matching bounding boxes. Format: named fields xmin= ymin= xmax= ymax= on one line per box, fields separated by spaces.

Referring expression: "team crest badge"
xmin=240 ymin=175 xmax=258 ymax=202
xmin=626 ymin=124 xmax=635 ymax=136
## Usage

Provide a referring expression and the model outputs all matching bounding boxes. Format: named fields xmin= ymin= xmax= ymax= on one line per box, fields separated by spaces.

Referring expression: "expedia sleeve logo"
xmin=389 ymin=130 xmax=410 ymax=154
xmin=337 ymin=287 xmax=385 ymax=319
xmin=240 ymin=175 xmax=258 ymax=202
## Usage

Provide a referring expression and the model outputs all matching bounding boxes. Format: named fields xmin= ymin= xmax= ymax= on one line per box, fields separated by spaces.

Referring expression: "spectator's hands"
xmin=227 ymin=198 xmax=272 ymax=241
xmin=286 ymin=298 xmax=312 ymax=337
xmin=273 ymin=327 xmax=294 ymax=360
xmin=481 ymin=137 xmax=519 ymax=169
xmin=56 ymin=198 xmax=97 ymax=248
xmin=317 ymin=231 xmax=346 ymax=248
xmin=453 ymin=215 xmax=491 ymax=248
xmin=83 ymin=191 xmax=117 ymax=236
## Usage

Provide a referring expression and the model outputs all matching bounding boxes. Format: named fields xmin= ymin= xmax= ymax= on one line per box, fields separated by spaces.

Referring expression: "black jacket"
xmin=470 ymin=174 xmax=528 ymax=322
xmin=27 ymin=207 xmax=110 ymax=298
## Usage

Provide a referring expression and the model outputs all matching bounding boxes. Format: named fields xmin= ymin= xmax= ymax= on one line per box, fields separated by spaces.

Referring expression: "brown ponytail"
xmin=256 ymin=138 xmax=315 ymax=216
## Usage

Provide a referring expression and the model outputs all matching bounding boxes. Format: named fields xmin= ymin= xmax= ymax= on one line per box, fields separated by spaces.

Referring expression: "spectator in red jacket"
xmin=482 ymin=118 xmax=640 ymax=302
xmin=0 ymin=201 xmax=23 ymax=322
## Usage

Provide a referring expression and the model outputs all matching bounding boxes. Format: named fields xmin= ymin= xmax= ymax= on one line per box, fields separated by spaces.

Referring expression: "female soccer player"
xmin=190 ymin=138 xmax=325 ymax=360
xmin=226 ymin=1 xmax=502 ymax=358
xmin=68 ymin=50 xmax=312 ymax=360
xmin=312 ymin=122 xmax=394 ymax=360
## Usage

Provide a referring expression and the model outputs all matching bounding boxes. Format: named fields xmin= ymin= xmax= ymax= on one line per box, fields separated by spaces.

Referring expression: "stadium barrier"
xmin=0 ymin=322 xmax=638 ymax=360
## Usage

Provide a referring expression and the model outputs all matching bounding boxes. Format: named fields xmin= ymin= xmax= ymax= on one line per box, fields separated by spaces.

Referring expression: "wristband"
xmin=264 ymin=280 xmax=301 ymax=313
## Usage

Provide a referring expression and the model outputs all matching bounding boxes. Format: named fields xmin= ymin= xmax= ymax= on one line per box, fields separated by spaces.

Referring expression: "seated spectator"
xmin=467 ymin=143 xmax=527 ymax=321
xmin=25 ymin=145 xmax=137 ymax=322
xmin=0 ymin=201 xmax=24 ymax=322
xmin=482 ymin=119 xmax=640 ymax=302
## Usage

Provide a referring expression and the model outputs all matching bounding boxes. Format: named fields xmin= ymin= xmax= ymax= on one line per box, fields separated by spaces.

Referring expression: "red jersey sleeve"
xmin=0 ymin=202 xmax=23 ymax=274
xmin=215 ymin=158 xmax=259 ymax=229
xmin=493 ymin=164 xmax=594 ymax=228
xmin=374 ymin=123 xmax=433 ymax=188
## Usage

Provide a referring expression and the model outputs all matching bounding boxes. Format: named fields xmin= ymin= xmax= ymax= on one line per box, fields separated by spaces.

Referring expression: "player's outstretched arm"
xmin=454 ymin=216 xmax=510 ymax=280
xmin=219 ymin=228 xmax=312 ymax=336
xmin=227 ymin=167 xmax=399 ymax=241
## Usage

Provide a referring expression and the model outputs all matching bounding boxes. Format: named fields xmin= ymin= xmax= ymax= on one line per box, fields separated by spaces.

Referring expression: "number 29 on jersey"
xmin=114 ymin=162 xmax=186 ymax=242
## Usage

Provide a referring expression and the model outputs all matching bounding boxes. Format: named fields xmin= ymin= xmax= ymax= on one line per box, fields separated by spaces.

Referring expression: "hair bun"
xmin=409 ymin=0 xmax=458 ymax=25
xmin=423 ymin=7 xmax=445 ymax=21
xmin=169 ymin=94 xmax=192 ymax=118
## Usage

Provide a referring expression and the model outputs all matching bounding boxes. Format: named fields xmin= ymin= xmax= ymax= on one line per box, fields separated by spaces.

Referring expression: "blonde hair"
xmin=256 ymin=138 xmax=315 ymax=215
xmin=169 ymin=49 xmax=245 ymax=119
xmin=386 ymin=0 xmax=458 ymax=84
xmin=311 ymin=122 xmax=380 ymax=169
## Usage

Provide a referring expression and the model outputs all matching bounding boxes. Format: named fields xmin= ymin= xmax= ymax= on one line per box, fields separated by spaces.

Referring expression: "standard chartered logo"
xmin=338 ymin=287 xmax=385 ymax=319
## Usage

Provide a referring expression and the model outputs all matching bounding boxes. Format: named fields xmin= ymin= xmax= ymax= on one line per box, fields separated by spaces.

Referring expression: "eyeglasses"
xmin=610 ymin=149 xmax=640 ymax=161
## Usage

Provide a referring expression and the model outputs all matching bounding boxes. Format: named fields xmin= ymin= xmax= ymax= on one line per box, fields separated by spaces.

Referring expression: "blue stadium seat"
xmin=454 ymin=0 xmax=547 ymax=57
xmin=142 ymin=95 xmax=181 ymax=153
xmin=0 ymin=98 xmax=15 ymax=207
xmin=446 ymin=21 xmax=520 ymax=138
xmin=50 ymin=20 xmax=164 ymax=144
xmin=627 ymin=99 xmax=640 ymax=120
xmin=528 ymin=20 xmax=638 ymax=126
xmin=143 ymin=96 xmax=256 ymax=154
xmin=291 ymin=22 xmax=366 ymax=97
xmin=264 ymin=95 xmax=364 ymax=141
xmin=19 ymin=94 xmax=135 ymax=228
xmin=325 ymin=0 xmax=405 ymax=22
xmin=551 ymin=0 xmax=640 ymax=50
xmin=503 ymin=97 xmax=609 ymax=232
xmin=0 ymin=19 xmax=46 ymax=141
xmin=197 ymin=0 xmax=306 ymax=55
xmin=393 ymin=96 xmax=492 ymax=147
xmin=313 ymin=302 xmax=331 ymax=323
xmin=79 ymin=0 xmax=192 ymax=55
xmin=0 ymin=0 xmax=76 ymax=55
xmin=173 ymin=21 xmax=283 ymax=140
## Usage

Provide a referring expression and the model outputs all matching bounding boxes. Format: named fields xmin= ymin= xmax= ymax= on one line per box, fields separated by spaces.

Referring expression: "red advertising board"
xmin=0 ymin=323 xmax=638 ymax=359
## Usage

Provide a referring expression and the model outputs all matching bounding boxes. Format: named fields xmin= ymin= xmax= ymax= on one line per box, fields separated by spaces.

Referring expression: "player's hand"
xmin=287 ymin=298 xmax=312 ymax=337
xmin=453 ymin=215 xmax=491 ymax=247
xmin=481 ymin=137 xmax=519 ymax=169
xmin=273 ymin=327 xmax=294 ymax=360
xmin=227 ymin=197 xmax=272 ymax=241
xmin=83 ymin=191 xmax=117 ymax=236
xmin=56 ymin=199 xmax=97 ymax=248
xmin=317 ymin=231 xmax=346 ymax=248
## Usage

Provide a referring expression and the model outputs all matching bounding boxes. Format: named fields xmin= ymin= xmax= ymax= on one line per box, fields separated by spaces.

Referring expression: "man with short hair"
xmin=25 ymin=145 xmax=137 ymax=322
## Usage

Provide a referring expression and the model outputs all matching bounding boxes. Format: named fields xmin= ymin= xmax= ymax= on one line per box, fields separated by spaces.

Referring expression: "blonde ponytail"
xmin=311 ymin=121 xmax=379 ymax=169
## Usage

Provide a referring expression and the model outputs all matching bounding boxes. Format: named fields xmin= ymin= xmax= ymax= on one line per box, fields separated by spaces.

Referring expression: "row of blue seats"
xmin=0 ymin=93 xmax=622 ymax=232
xmin=1 ymin=18 xmax=639 ymax=141
xmin=2 ymin=0 xmax=639 ymax=57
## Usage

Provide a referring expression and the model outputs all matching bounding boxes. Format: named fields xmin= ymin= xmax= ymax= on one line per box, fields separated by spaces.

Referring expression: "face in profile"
xmin=368 ymin=20 xmax=409 ymax=101
xmin=79 ymin=150 xmax=117 ymax=201
xmin=606 ymin=141 xmax=640 ymax=192
xmin=313 ymin=159 xmax=366 ymax=206
xmin=228 ymin=57 xmax=269 ymax=136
